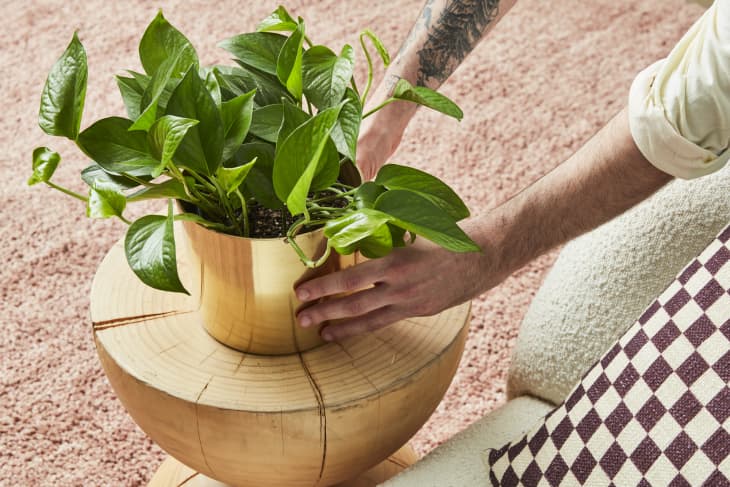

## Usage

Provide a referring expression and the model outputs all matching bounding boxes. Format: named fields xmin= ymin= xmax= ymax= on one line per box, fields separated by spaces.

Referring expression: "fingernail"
xmin=297 ymin=288 xmax=310 ymax=301
xmin=299 ymin=315 xmax=311 ymax=328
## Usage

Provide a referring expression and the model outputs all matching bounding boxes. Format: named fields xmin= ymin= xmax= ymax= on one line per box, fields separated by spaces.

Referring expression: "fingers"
xmin=319 ymin=306 xmax=404 ymax=341
xmin=295 ymin=258 xmax=385 ymax=301
xmin=296 ymin=284 xmax=394 ymax=328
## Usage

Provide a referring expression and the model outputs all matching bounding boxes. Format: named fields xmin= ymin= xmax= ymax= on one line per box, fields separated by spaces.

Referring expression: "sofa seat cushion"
xmin=380 ymin=396 xmax=553 ymax=487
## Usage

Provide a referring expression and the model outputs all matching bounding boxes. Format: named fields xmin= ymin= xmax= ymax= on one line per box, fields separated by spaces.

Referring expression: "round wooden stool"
xmin=91 ymin=239 xmax=470 ymax=487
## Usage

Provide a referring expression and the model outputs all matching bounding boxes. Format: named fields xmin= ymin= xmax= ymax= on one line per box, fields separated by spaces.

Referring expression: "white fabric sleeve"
xmin=629 ymin=0 xmax=730 ymax=179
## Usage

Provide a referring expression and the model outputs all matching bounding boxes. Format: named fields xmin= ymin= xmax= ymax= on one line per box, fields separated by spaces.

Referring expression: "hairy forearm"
xmin=469 ymin=108 xmax=673 ymax=290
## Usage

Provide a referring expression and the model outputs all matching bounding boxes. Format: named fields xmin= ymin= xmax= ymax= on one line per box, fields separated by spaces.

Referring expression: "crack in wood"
xmin=298 ymin=352 xmax=327 ymax=487
xmin=194 ymin=377 xmax=217 ymax=479
xmin=386 ymin=456 xmax=410 ymax=469
xmin=176 ymin=471 xmax=200 ymax=486
xmin=233 ymin=354 xmax=247 ymax=375
xmin=92 ymin=310 xmax=194 ymax=331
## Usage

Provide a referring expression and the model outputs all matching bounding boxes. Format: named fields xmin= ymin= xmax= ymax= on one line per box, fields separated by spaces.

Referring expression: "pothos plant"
xmin=31 ymin=6 xmax=480 ymax=295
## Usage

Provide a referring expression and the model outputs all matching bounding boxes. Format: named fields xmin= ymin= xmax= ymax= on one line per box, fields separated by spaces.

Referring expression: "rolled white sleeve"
xmin=629 ymin=0 xmax=730 ymax=179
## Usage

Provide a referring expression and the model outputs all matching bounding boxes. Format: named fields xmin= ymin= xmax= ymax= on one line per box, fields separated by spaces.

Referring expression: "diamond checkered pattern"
xmin=487 ymin=225 xmax=730 ymax=486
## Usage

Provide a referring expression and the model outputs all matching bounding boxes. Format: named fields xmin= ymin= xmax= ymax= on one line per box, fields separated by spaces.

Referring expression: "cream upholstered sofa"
xmin=381 ymin=163 xmax=730 ymax=486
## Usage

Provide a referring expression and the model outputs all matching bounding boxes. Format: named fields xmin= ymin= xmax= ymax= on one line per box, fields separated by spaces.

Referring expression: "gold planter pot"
xmin=181 ymin=217 xmax=352 ymax=355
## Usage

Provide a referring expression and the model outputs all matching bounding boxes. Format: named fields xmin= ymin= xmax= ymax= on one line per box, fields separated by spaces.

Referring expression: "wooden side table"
xmin=90 ymin=239 xmax=470 ymax=486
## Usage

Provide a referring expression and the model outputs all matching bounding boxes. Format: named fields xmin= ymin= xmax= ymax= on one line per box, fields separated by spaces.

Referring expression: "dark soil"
xmin=247 ymin=204 xmax=299 ymax=238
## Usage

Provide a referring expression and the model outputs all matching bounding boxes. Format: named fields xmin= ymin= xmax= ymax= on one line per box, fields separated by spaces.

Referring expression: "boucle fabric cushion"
xmin=382 ymin=396 xmax=553 ymax=487
xmin=508 ymin=164 xmax=730 ymax=405
xmin=486 ymin=224 xmax=730 ymax=486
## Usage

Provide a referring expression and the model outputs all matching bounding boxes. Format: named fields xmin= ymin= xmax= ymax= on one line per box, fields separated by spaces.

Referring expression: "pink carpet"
xmin=1 ymin=0 xmax=701 ymax=484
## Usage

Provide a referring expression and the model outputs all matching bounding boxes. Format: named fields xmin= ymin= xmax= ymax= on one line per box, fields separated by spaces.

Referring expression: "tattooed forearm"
xmin=416 ymin=0 xmax=500 ymax=86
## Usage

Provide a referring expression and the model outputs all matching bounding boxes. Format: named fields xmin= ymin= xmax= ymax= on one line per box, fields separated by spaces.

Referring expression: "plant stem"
xmin=363 ymin=97 xmax=396 ymax=119
xmin=359 ymin=32 xmax=375 ymax=106
xmin=186 ymin=169 xmax=218 ymax=194
xmin=45 ymin=181 xmax=88 ymax=202
xmin=120 ymin=172 xmax=156 ymax=188
xmin=117 ymin=214 xmax=132 ymax=225
xmin=286 ymin=217 xmax=331 ymax=268
xmin=235 ymin=189 xmax=249 ymax=237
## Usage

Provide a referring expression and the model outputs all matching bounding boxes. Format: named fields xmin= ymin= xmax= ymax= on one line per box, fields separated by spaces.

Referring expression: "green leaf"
xmin=302 ymin=44 xmax=355 ymax=109
xmin=354 ymin=181 xmax=385 ymax=209
xmin=392 ymin=78 xmax=463 ymax=120
xmin=216 ymin=158 xmax=256 ymax=196
xmin=130 ymin=50 xmax=188 ymax=132
xmin=219 ymin=32 xmax=287 ymax=76
xmin=374 ymin=190 xmax=479 ymax=252
xmin=276 ymin=21 xmax=305 ymax=100
xmin=204 ymin=71 xmax=222 ymax=109
xmin=87 ymin=184 xmax=126 ymax=219
xmin=220 ymin=90 xmax=256 ymax=162
xmin=116 ymin=75 xmax=145 ymax=120
xmin=358 ymin=224 xmax=394 ymax=258
xmin=330 ymin=87 xmax=362 ymax=161
xmin=165 ymin=66 xmax=224 ymax=175
xmin=81 ymin=164 xmax=141 ymax=191
xmin=324 ymin=208 xmax=392 ymax=255
xmin=375 ymin=164 xmax=469 ymax=220
xmin=257 ymin=6 xmax=298 ymax=33
xmin=147 ymin=115 xmax=199 ymax=177
xmin=139 ymin=11 xmax=198 ymax=77
xmin=278 ymin=102 xmax=310 ymax=144
xmin=235 ymin=142 xmax=282 ymax=209
xmin=124 ymin=201 xmax=188 ymax=294
xmin=39 ymin=32 xmax=87 ymax=140
xmin=127 ymin=178 xmax=190 ymax=202
xmin=249 ymin=104 xmax=283 ymax=142
xmin=28 ymin=147 xmax=61 ymax=185
xmin=273 ymin=104 xmax=342 ymax=215
xmin=361 ymin=29 xmax=390 ymax=66
xmin=217 ymin=64 xmax=293 ymax=106
xmin=77 ymin=117 xmax=158 ymax=177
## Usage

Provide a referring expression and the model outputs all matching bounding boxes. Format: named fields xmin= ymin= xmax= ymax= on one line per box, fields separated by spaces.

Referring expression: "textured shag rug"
xmin=0 ymin=0 xmax=701 ymax=484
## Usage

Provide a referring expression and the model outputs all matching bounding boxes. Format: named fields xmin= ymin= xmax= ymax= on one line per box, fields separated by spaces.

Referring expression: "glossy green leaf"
xmin=165 ymin=67 xmax=224 ymax=175
xmin=81 ymin=164 xmax=141 ymax=191
xmin=139 ymin=11 xmax=198 ymax=77
xmin=330 ymin=88 xmax=362 ymax=161
xmin=358 ymin=224 xmax=394 ymax=258
xmin=202 ymin=67 xmax=222 ymax=107
xmin=39 ymin=32 xmax=87 ymax=140
xmin=302 ymin=44 xmax=355 ymax=109
xmin=392 ymin=78 xmax=463 ymax=120
xmin=257 ymin=6 xmax=298 ymax=33
xmin=276 ymin=21 xmax=304 ymax=100
xmin=147 ymin=115 xmax=199 ymax=177
xmin=127 ymin=178 xmax=189 ymax=202
xmin=219 ymin=32 xmax=287 ymax=76
xmin=217 ymin=64 xmax=293 ymax=107
xmin=220 ymin=90 xmax=256 ymax=162
xmin=374 ymin=190 xmax=479 ymax=252
xmin=87 ymin=184 xmax=126 ymax=219
xmin=77 ymin=117 xmax=158 ymax=177
xmin=324 ymin=208 xmax=392 ymax=255
xmin=278 ymin=102 xmax=310 ymax=144
xmin=28 ymin=147 xmax=61 ymax=186
xmin=361 ymin=29 xmax=390 ymax=66
xmin=273 ymin=104 xmax=341 ymax=215
xmin=124 ymin=201 xmax=188 ymax=294
xmin=375 ymin=164 xmax=469 ymax=220
xmin=116 ymin=75 xmax=145 ymax=120
xmin=354 ymin=181 xmax=385 ymax=209
xmin=130 ymin=51 xmax=188 ymax=132
xmin=235 ymin=142 xmax=282 ymax=209
xmin=388 ymin=223 xmax=407 ymax=248
xmin=216 ymin=158 xmax=256 ymax=195
xmin=249 ymin=104 xmax=283 ymax=142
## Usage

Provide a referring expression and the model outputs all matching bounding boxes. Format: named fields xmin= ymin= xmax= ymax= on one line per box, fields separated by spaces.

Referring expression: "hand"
xmin=356 ymin=113 xmax=404 ymax=181
xmin=294 ymin=236 xmax=494 ymax=341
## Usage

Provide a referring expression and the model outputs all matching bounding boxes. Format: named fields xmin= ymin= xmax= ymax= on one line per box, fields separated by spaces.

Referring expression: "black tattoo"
xmin=416 ymin=0 xmax=500 ymax=86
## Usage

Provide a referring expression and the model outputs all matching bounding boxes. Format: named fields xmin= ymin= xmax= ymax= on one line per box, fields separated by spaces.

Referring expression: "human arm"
xmin=296 ymin=108 xmax=673 ymax=340
xmin=359 ymin=0 xmax=518 ymax=179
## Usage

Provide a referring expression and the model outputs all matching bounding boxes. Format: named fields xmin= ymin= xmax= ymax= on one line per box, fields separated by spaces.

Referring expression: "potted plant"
xmin=31 ymin=6 xmax=479 ymax=354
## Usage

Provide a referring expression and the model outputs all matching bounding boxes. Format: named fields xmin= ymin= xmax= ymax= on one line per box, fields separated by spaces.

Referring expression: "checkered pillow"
xmin=486 ymin=224 xmax=730 ymax=486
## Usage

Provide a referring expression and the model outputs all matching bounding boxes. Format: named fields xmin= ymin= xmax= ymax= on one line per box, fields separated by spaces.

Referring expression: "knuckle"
xmin=344 ymin=299 xmax=364 ymax=316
